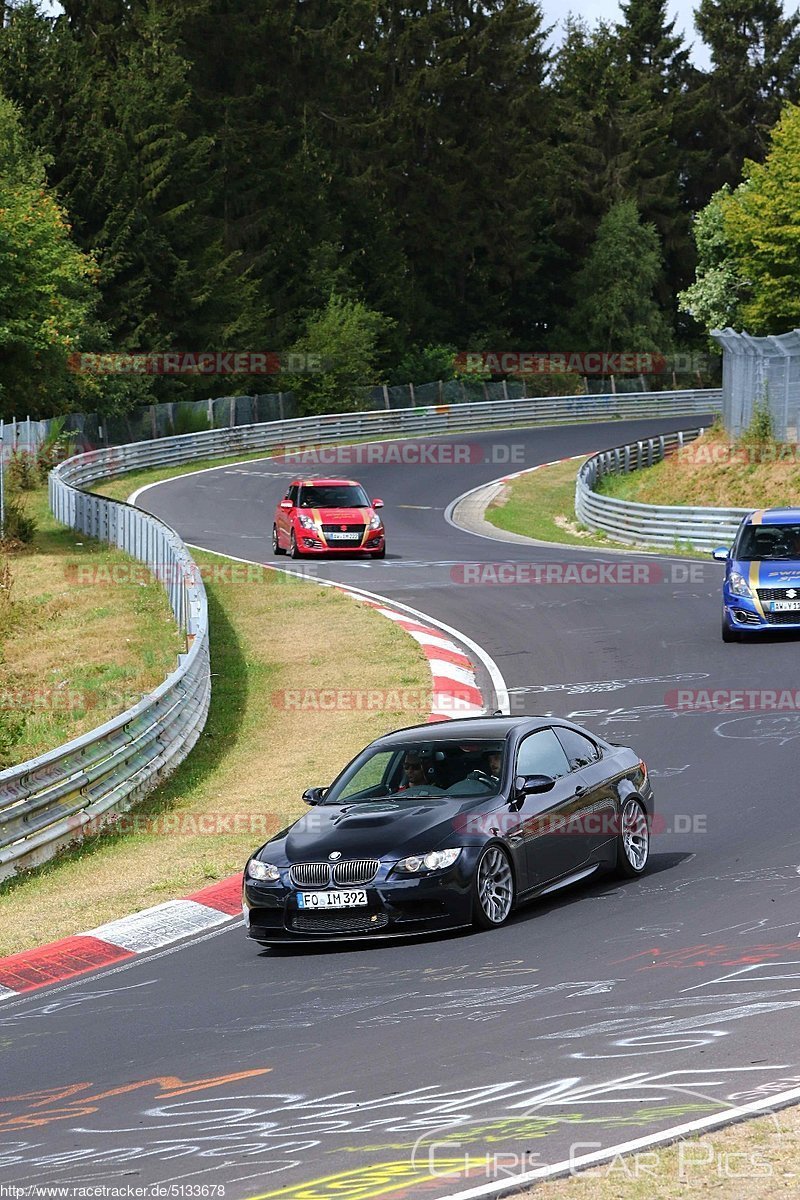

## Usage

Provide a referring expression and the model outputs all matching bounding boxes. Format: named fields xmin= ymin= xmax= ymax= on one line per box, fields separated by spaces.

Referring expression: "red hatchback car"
xmin=272 ymin=478 xmax=386 ymax=558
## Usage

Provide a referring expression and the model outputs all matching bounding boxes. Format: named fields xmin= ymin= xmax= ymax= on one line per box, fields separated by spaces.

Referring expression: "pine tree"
xmin=563 ymin=199 xmax=672 ymax=353
xmin=695 ymin=0 xmax=800 ymax=192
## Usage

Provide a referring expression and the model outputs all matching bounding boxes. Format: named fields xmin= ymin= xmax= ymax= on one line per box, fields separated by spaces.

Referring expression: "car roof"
xmin=744 ymin=508 xmax=800 ymax=526
xmin=369 ymin=715 xmax=596 ymax=747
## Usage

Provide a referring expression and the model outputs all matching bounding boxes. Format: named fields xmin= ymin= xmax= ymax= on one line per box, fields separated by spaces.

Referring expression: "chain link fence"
xmin=712 ymin=328 xmax=800 ymax=440
xmin=0 ymin=371 xmax=721 ymax=461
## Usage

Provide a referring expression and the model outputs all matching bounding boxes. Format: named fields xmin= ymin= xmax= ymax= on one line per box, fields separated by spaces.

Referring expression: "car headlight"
xmin=396 ymin=848 xmax=461 ymax=873
xmin=729 ymin=570 xmax=753 ymax=598
xmin=297 ymin=513 xmax=316 ymax=531
xmin=247 ymin=859 xmax=281 ymax=882
xmin=369 ymin=514 xmax=383 ymax=530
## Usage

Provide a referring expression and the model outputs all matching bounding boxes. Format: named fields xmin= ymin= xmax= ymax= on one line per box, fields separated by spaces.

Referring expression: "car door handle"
xmin=574 ymin=785 xmax=587 ymax=798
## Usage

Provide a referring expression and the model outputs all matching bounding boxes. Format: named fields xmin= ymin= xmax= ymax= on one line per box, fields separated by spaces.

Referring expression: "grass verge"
xmin=530 ymin=1103 xmax=800 ymax=1198
xmin=595 ymin=428 xmax=800 ymax=509
xmin=0 ymin=486 xmax=183 ymax=769
xmin=0 ymin=548 xmax=430 ymax=957
xmin=483 ymin=458 xmax=613 ymax=549
xmin=484 ymin=459 xmax=708 ymax=558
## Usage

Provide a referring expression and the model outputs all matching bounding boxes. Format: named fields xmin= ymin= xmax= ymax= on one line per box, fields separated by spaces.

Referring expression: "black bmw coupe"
xmin=243 ymin=715 xmax=654 ymax=945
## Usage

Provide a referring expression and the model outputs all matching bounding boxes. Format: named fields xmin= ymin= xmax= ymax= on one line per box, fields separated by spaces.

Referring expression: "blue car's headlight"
xmin=396 ymin=848 xmax=461 ymax=874
xmin=729 ymin=570 xmax=754 ymax=599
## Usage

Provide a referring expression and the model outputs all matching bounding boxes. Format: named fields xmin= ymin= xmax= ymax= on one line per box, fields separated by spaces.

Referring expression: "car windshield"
xmin=298 ymin=485 xmax=370 ymax=508
xmin=324 ymin=740 xmax=507 ymax=804
xmin=737 ymin=523 xmax=800 ymax=561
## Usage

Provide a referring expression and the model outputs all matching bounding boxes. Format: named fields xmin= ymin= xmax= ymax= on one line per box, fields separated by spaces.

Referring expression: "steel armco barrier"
xmin=0 ymin=466 xmax=210 ymax=882
xmin=575 ymin=427 xmax=749 ymax=550
xmin=0 ymin=388 xmax=721 ymax=880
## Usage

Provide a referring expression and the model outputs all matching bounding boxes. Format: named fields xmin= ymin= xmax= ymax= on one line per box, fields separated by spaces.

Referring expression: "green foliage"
xmin=739 ymin=394 xmax=775 ymax=447
xmin=2 ymin=494 xmax=37 ymax=544
xmin=6 ymin=450 xmax=38 ymax=491
xmin=34 ymin=416 xmax=77 ymax=481
xmin=283 ymin=293 xmax=395 ymax=416
xmin=0 ymin=91 xmax=100 ymax=418
xmin=168 ymin=402 xmax=212 ymax=436
xmin=388 ymin=346 xmax=456 ymax=387
xmin=560 ymin=200 xmax=672 ymax=352
xmin=694 ymin=0 xmax=800 ymax=195
xmin=720 ymin=104 xmax=800 ymax=332
xmin=678 ymin=187 xmax=747 ymax=333
xmin=2 ymin=0 xmax=800 ymax=412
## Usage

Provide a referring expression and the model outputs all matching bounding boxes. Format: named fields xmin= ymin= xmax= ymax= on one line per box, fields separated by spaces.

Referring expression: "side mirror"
xmin=372 ymin=498 xmax=384 ymax=509
xmin=302 ymin=786 xmax=327 ymax=805
xmin=712 ymin=547 xmax=729 ymax=561
xmin=514 ymin=773 xmax=556 ymax=797
xmin=279 ymin=499 xmax=293 ymax=511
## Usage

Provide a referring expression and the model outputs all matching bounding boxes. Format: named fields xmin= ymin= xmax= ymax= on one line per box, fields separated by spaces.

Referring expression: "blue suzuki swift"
xmin=714 ymin=509 xmax=800 ymax=641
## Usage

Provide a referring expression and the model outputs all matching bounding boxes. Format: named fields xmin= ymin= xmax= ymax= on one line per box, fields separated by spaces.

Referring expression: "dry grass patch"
xmin=484 ymin=458 xmax=613 ymax=549
xmin=0 ymin=552 xmax=430 ymax=955
xmin=596 ymin=429 xmax=800 ymax=509
xmin=0 ymin=486 xmax=183 ymax=768
xmin=530 ymin=1102 xmax=800 ymax=1198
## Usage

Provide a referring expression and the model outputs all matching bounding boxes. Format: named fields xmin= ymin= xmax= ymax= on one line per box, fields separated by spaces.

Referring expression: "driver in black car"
xmin=400 ymin=754 xmax=426 ymax=789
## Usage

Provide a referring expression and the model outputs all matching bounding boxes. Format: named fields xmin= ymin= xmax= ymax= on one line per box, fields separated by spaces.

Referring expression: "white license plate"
xmin=297 ymin=889 xmax=368 ymax=909
xmin=770 ymin=600 xmax=800 ymax=611
xmin=326 ymin=532 xmax=362 ymax=541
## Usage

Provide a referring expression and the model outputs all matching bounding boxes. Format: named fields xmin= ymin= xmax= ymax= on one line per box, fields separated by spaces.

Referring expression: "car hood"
xmin=307 ymin=507 xmax=372 ymax=523
xmin=734 ymin=559 xmax=800 ymax=586
xmin=277 ymin=797 xmax=481 ymax=861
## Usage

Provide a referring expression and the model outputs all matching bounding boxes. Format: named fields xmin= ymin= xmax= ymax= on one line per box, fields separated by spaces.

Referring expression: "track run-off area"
xmin=3 ymin=415 xmax=800 ymax=1200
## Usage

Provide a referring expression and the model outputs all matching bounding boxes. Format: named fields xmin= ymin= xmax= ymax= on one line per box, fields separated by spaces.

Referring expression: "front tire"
xmin=288 ymin=531 xmax=303 ymax=559
xmin=473 ymin=844 xmax=515 ymax=929
xmin=272 ymin=525 xmax=285 ymax=556
xmin=616 ymin=797 xmax=650 ymax=878
xmin=370 ymin=545 xmax=386 ymax=559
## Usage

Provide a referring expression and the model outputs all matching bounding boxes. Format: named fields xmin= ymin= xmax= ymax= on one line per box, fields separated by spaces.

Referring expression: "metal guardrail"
xmin=575 ymin=428 xmax=749 ymax=550
xmin=0 ymin=387 xmax=721 ymax=880
xmin=64 ymin=389 xmax=722 ymax=486
xmin=0 ymin=465 xmax=210 ymax=882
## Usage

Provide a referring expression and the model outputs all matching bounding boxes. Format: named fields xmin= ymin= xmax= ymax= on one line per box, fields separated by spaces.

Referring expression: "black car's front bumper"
xmin=243 ymin=866 xmax=475 ymax=944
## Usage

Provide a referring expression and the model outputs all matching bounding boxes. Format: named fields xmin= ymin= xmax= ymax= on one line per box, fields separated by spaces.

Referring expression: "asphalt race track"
xmin=4 ymin=416 xmax=800 ymax=1200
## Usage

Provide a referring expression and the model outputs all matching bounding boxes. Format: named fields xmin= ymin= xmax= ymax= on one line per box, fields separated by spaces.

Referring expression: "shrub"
xmin=6 ymin=449 xmax=38 ymax=491
xmin=35 ymin=417 xmax=77 ymax=481
xmin=2 ymin=496 xmax=37 ymax=545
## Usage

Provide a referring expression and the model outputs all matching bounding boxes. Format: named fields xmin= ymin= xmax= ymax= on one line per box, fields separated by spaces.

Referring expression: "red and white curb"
xmin=0 ymin=875 xmax=242 ymax=999
xmin=334 ymin=589 xmax=486 ymax=721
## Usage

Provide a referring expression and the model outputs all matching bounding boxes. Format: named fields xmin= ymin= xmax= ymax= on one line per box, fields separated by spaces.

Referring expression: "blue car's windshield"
xmin=737 ymin=523 xmax=800 ymax=561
